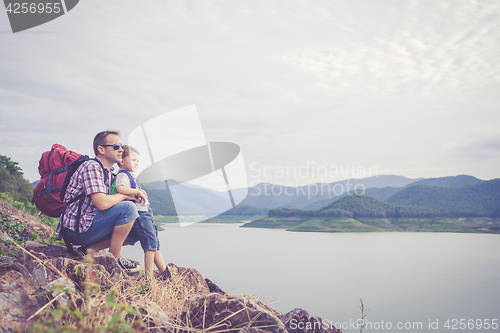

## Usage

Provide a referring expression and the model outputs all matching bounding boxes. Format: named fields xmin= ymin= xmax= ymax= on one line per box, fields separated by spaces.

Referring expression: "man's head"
xmin=93 ymin=130 xmax=123 ymax=167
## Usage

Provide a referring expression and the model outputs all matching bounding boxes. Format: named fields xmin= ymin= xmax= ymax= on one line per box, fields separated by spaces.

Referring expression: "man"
xmin=58 ymin=130 xmax=146 ymax=273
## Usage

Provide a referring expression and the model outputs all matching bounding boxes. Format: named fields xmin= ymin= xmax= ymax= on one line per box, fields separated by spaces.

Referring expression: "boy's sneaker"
xmin=154 ymin=267 xmax=171 ymax=281
xmin=117 ymin=257 xmax=143 ymax=274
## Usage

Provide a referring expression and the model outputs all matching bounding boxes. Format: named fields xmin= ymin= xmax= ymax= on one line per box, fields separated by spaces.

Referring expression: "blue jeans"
xmin=65 ymin=201 xmax=140 ymax=246
xmin=132 ymin=208 xmax=160 ymax=252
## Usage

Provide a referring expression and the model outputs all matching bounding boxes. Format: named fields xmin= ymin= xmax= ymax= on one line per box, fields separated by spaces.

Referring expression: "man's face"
xmin=101 ymin=134 xmax=123 ymax=164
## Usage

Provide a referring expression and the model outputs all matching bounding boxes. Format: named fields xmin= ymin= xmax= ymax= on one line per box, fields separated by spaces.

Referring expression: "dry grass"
xmin=7 ymin=240 xmax=281 ymax=333
xmin=24 ymin=251 xmax=228 ymax=332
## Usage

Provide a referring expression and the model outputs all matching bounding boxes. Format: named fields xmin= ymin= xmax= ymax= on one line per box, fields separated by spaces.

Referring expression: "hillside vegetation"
xmin=270 ymin=194 xmax=444 ymax=218
xmin=386 ymin=179 xmax=500 ymax=217
xmin=146 ymin=188 xmax=177 ymax=215
xmin=246 ymin=190 xmax=500 ymax=234
xmin=243 ymin=215 xmax=500 ymax=233
xmin=302 ymin=175 xmax=486 ymax=211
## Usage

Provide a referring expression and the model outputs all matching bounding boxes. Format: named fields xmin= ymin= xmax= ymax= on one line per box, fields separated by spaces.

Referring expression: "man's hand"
xmin=125 ymin=194 xmax=139 ymax=202
xmin=134 ymin=191 xmax=148 ymax=204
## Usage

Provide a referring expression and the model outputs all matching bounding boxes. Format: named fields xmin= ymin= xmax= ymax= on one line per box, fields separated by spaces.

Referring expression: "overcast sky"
xmin=1 ymin=0 xmax=499 ymax=187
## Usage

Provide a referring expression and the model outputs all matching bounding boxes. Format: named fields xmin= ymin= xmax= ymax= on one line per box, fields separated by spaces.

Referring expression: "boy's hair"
xmin=122 ymin=145 xmax=140 ymax=159
xmin=93 ymin=130 xmax=120 ymax=156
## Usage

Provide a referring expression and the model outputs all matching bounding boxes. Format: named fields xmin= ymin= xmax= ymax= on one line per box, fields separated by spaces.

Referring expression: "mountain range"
xmin=141 ymin=174 xmax=499 ymax=217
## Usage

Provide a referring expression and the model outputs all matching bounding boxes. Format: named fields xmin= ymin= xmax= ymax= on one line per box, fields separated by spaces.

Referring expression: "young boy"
xmin=114 ymin=145 xmax=167 ymax=279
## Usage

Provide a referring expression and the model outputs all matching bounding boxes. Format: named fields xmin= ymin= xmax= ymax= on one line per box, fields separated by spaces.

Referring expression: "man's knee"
xmin=116 ymin=201 xmax=138 ymax=222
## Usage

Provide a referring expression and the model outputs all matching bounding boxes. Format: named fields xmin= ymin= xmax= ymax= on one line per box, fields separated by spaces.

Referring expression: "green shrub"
xmin=0 ymin=214 xmax=25 ymax=243
xmin=0 ymin=192 xmax=14 ymax=205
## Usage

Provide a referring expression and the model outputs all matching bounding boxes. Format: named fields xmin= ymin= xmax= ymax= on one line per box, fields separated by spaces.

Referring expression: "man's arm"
xmin=116 ymin=185 xmax=147 ymax=203
xmin=90 ymin=192 xmax=137 ymax=211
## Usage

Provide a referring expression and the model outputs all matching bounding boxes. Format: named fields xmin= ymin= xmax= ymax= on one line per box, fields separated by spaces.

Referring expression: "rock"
xmin=280 ymin=308 xmax=310 ymax=333
xmin=0 ymin=222 xmax=341 ymax=333
xmin=280 ymin=309 xmax=338 ymax=333
xmin=42 ymin=276 xmax=76 ymax=307
xmin=179 ymin=293 xmax=286 ymax=333
xmin=23 ymin=245 xmax=116 ymax=289
xmin=30 ymin=261 xmax=49 ymax=287
xmin=0 ymin=262 xmax=40 ymax=332
xmin=168 ymin=263 xmax=210 ymax=296
xmin=145 ymin=301 xmax=172 ymax=328
xmin=205 ymin=278 xmax=226 ymax=295
xmin=306 ymin=316 xmax=338 ymax=333
xmin=24 ymin=250 xmax=81 ymax=288
xmin=24 ymin=240 xmax=75 ymax=258
xmin=239 ymin=328 xmax=274 ymax=333
xmin=92 ymin=252 xmax=126 ymax=282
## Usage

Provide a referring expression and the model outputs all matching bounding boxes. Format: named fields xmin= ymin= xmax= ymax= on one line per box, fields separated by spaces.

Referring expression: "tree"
xmin=0 ymin=154 xmax=33 ymax=202
xmin=0 ymin=155 xmax=23 ymax=178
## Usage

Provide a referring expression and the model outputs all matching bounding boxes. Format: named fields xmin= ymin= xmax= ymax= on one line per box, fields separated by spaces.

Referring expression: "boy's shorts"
xmin=132 ymin=207 xmax=160 ymax=252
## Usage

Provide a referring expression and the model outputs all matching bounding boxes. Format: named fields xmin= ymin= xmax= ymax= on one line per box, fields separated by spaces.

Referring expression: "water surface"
xmin=122 ymin=224 xmax=500 ymax=332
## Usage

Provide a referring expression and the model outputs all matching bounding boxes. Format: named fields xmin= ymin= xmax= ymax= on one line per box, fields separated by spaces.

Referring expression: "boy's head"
xmin=119 ymin=145 xmax=140 ymax=172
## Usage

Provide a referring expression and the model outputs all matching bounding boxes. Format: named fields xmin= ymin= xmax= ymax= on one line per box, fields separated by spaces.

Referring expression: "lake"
xmin=121 ymin=224 xmax=500 ymax=333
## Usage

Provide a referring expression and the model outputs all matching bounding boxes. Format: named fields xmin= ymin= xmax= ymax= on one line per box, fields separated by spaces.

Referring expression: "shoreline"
xmin=153 ymin=214 xmax=500 ymax=234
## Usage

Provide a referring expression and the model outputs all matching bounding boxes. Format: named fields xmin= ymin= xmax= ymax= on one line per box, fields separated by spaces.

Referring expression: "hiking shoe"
xmin=117 ymin=257 xmax=143 ymax=274
xmin=76 ymin=246 xmax=87 ymax=257
xmin=155 ymin=267 xmax=171 ymax=281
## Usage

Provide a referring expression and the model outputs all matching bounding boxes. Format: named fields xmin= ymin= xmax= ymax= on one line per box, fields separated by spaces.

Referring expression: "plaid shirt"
xmin=58 ymin=157 xmax=113 ymax=233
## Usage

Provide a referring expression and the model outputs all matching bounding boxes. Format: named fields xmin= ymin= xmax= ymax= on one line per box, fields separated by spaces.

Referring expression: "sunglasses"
xmin=100 ymin=143 xmax=123 ymax=150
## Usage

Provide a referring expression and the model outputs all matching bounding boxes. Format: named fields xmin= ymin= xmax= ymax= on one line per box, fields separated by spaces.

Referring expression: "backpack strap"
xmin=58 ymin=193 xmax=86 ymax=256
xmin=38 ymin=165 xmax=69 ymax=203
xmin=116 ymin=169 xmax=136 ymax=189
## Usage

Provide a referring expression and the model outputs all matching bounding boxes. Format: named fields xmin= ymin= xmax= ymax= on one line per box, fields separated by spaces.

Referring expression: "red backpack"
xmin=33 ymin=144 xmax=86 ymax=217
xmin=33 ymin=144 xmax=105 ymax=256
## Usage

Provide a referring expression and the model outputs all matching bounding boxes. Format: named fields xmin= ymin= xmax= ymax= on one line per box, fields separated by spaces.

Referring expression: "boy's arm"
xmin=116 ymin=185 xmax=142 ymax=196
xmin=117 ymin=185 xmax=147 ymax=204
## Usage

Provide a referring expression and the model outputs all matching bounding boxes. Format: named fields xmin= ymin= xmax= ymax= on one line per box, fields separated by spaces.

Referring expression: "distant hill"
xmin=142 ymin=174 xmax=493 ymax=217
xmin=146 ymin=188 xmax=176 ymax=215
xmin=271 ymin=194 xmax=444 ymax=219
xmin=386 ymin=179 xmax=500 ymax=217
xmin=143 ymin=181 xmax=235 ymax=216
xmin=302 ymin=175 xmax=485 ymax=211
xmin=239 ymin=175 xmax=420 ymax=209
xmin=302 ymin=186 xmax=403 ymax=210
xmin=406 ymin=175 xmax=483 ymax=188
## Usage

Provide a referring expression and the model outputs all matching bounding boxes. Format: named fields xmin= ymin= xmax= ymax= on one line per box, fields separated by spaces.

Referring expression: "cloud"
xmin=446 ymin=123 xmax=500 ymax=160
xmin=1 ymin=0 xmax=500 ymax=183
